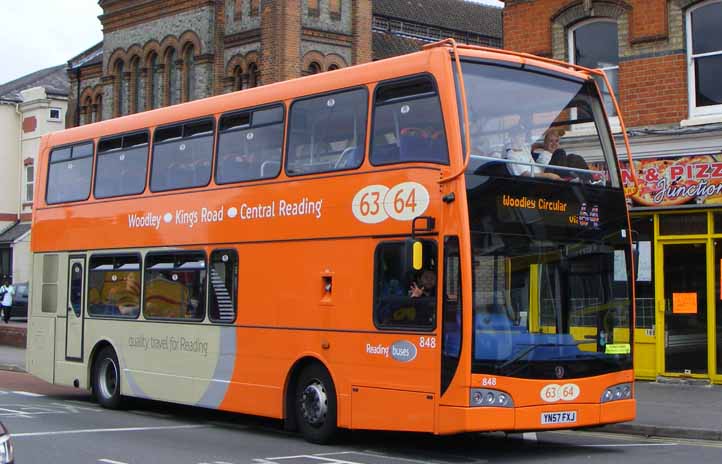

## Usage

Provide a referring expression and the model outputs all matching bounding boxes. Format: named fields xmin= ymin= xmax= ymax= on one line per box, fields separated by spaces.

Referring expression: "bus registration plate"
xmin=541 ymin=411 xmax=577 ymax=425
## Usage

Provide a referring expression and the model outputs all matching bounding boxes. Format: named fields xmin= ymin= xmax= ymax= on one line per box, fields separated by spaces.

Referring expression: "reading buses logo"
xmin=352 ymin=182 xmax=430 ymax=224
xmin=365 ymin=340 xmax=418 ymax=362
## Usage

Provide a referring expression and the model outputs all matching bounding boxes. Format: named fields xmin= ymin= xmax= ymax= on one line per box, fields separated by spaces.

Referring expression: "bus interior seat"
xmin=373 ymin=143 xmax=400 ymax=164
xmin=473 ymin=160 xmax=511 ymax=177
xmin=260 ymin=160 xmax=280 ymax=178
xmin=334 ymin=146 xmax=362 ymax=169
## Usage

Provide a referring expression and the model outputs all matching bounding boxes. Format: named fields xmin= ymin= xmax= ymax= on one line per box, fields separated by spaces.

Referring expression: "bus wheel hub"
xmin=301 ymin=382 xmax=327 ymax=426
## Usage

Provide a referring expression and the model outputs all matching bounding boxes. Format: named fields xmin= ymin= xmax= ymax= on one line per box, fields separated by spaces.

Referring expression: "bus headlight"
xmin=470 ymin=388 xmax=514 ymax=407
xmin=601 ymin=383 xmax=633 ymax=403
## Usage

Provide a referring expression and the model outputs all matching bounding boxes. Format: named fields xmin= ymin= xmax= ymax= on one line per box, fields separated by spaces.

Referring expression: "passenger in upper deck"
xmin=504 ymin=125 xmax=560 ymax=180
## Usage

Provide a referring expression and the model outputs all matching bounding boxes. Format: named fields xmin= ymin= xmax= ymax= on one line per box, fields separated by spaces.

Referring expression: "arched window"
xmin=95 ymin=95 xmax=103 ymax=122
xmin=233 ymin=65 xmax=244 ymax=91
xmin=248 ymin=62 xmax=259 ymax=88
xmin=131 ymin=56 xmax=142 ymax=113
xmin=114 ymin=60 xmax=126 ymax=117
xmin=84 ymin=96 xmax=93 ymax=125
xmin=328 ymin=64 xmax=339 ymax=71
xmin=687 ymin=0 xmax=722 ymax=116
xmin=251 ymin=0 xmax=260 ymax=16
xmin=184 ymin=45 xmax=196 ymax=102
xmin=308 ymin=61 xmax=322 ymax=75
xmin=148 ymin=53 xmax=162 ymax=109
xmin=568 ymin=19 xmax=619 ymax=117
xmin=166 ymin=48 xmax=179 ymax=106
xmin=329 ymin=0 xmax=341 ymax=18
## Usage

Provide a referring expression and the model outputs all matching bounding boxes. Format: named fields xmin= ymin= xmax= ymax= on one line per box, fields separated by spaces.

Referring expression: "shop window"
xmin=370 ymin=75 xmax=448 ymax=166
xmin=658 ymin=213 xmax=707 ymax=235
xmin=88 ymin=254 xmax=141 ymax=318
xmin=687 ymin=0 xmax=722 ymax=116
xmin=631 ymin=216 xmax=654 ymax=329
xmin=373 ymin=240 xmax=437 ymax=330
xmin=286 ymin=87 xmax=367 ymax=175
xmin=568 ymin=19 xmax=619 ymax=118
xmin=144 ymin=251 xmax=206 ymax=320
xmin=713 ymin=212 xmax=722 ymax=233
xmin=216 ymin=105 xmax=284 ymax=184
xmin=46 ymin=142 xmax=94 ymax=204
xmin=209 ymin=250 xmax=238 ymax=323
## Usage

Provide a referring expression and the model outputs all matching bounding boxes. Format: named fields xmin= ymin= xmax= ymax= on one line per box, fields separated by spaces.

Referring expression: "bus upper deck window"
xmin=371 ymin=75 xmax=448 ymax=166
xmin=150 ymin=118 xmax=214 ymax=192
xmin=95 ymin=131 xmax=149 ymax=198
xmin=46 ymin=141 xmax=94 ymax=204
xmin=216 ymin=105 xmax=284 ymax=184
xmin=286 ymin=88 xmax=367 ymax=176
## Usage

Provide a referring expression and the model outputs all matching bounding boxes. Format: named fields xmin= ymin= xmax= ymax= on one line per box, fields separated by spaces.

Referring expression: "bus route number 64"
xmin=353 ymin=182 xmax=430 ymax=224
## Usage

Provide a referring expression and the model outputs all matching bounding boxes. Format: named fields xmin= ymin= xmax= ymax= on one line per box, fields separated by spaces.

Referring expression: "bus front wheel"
xmin=295 ymin=364 xmax=338 ymax=444
xmin=92 ymin=346 xmax=123 ymax=409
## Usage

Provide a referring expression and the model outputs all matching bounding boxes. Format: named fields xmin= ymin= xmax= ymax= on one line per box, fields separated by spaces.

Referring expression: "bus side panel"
xmin=26 ymin=253 xmax=56 ymax=383
xmin=27 ymin=317 xmax=55 ymax=383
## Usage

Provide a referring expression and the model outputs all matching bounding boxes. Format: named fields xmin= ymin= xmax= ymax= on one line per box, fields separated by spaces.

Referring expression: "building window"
xmin=166 ymin=48 xmax=179 ymax=106
xmin=131 ymin=57 xmax=142 ymax=113
xmin=329 ymin=0 xmax=341 ymax=18
xmin=83 ymin=97 xmax=93 ymax=125
xmin=687 ymin=0 xmax=722 ymax=116
xmin=251 ymin=0 xmax=260 ymax=16
xmin=114 ymin=60 xmax=126 ymax=117
xmin=307 ymin=62 xmax=322 ymax=75
xmin=183 ymin=45 xmax=196 ymax=102
xmin=247 ymin=62 xmax=259 ymax=88
xmin=568 ymin=19 xmax=619 ymax=117
xmin=308 ymin=0 xmax=319 ymax=16
xmin=95 ymin=95 xmax=103 ymax=122
xmin=49 ymin=108 xmax=62 ymax=121
xmin=25 ymin=165 xmax=34 ymax=202
xmin=234 ymin=0 xmax=242 ymax=20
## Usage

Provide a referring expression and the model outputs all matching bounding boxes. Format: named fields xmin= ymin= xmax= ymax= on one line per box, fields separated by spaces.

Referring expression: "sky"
xmin=0 ymin=0 xmax=503 ymax=85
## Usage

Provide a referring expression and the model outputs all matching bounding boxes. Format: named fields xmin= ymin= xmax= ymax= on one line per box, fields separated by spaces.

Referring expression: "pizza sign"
xmin=620 ymin=154 xmax=722 ymax=207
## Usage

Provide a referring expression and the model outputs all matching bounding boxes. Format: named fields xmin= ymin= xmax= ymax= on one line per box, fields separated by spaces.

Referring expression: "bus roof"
xmin=45 ymin=43 xmax=594 ymax=149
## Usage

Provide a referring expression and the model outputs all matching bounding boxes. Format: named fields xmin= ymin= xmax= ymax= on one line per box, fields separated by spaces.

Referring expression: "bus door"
xmin=65 ymin=256 xmax=85 ymax=361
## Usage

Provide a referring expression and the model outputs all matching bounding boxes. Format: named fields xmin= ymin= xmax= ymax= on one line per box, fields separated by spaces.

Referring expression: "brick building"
xmin=503 ymin=0 xmax=722 ymax=384
xmin=67 ymin=0 xmax=502 ymax=127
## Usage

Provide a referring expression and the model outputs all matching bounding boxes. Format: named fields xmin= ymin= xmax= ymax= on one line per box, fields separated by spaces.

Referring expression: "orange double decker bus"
xmin=28 ymin=41 xmax=636 ymax=443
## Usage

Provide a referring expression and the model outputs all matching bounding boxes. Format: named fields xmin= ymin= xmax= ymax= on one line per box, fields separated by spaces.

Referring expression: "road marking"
xmin=13 ymin=424 xmax=205 ymax=438
xmin=98 ymin=459 xmax=128 ymax=464
xmin=13 ymin=391 xmax=45 ymax=397
xmin=580 ymin=443 xmax=679 ymax=448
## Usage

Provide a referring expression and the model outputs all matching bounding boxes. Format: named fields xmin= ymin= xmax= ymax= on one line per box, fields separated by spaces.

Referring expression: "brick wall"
xmin=620 ymin=54 xmax=687 ymax=127
xmin=503 ymin=0 xmax=690 ymax=128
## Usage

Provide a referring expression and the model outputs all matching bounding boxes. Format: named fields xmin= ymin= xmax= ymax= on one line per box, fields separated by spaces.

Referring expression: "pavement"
xmin=1 ymin=325 xmax=721 ymax=443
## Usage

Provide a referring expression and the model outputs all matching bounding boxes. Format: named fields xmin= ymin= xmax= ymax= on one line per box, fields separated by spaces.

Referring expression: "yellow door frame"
xmin=654 ymin=233 xmax=716 ymax=380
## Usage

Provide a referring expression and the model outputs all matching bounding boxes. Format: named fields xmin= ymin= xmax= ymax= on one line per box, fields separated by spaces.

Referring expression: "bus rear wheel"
xmin=92 ymin=346 xmax=123 ymax=409
xmin=295 ymin=364 xmax=338 ymax=444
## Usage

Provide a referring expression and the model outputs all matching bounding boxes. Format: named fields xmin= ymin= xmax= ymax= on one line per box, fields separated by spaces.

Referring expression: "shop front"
xmin=626 ymin=154 xmax=722 ymax=383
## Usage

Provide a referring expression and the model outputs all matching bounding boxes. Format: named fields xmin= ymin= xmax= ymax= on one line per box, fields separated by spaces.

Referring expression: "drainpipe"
xmin=14 ymin=102 xmax=22 ymax=222
xmin=75 ymin=66 xmax=81 ymax=127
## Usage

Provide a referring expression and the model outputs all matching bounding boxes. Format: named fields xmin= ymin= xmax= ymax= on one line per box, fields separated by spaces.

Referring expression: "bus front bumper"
xmin=437 ymin=399 xmax=636 ymax=435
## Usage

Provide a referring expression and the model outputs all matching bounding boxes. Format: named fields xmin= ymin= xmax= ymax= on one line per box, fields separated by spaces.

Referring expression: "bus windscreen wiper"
xmin=496 ymin=343 xmax=558 ymax=373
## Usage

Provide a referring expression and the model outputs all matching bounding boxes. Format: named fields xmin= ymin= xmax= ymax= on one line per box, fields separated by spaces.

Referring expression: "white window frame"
xmin=567 ymin=18 xmax=620 ymax=133
xmin=686 ymin=0 xmax=722 ymax=118
xmin=48 ymin=107 xmax=62 ymax=122
xmin=25 ymin=164 xmax=34 ymax=203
